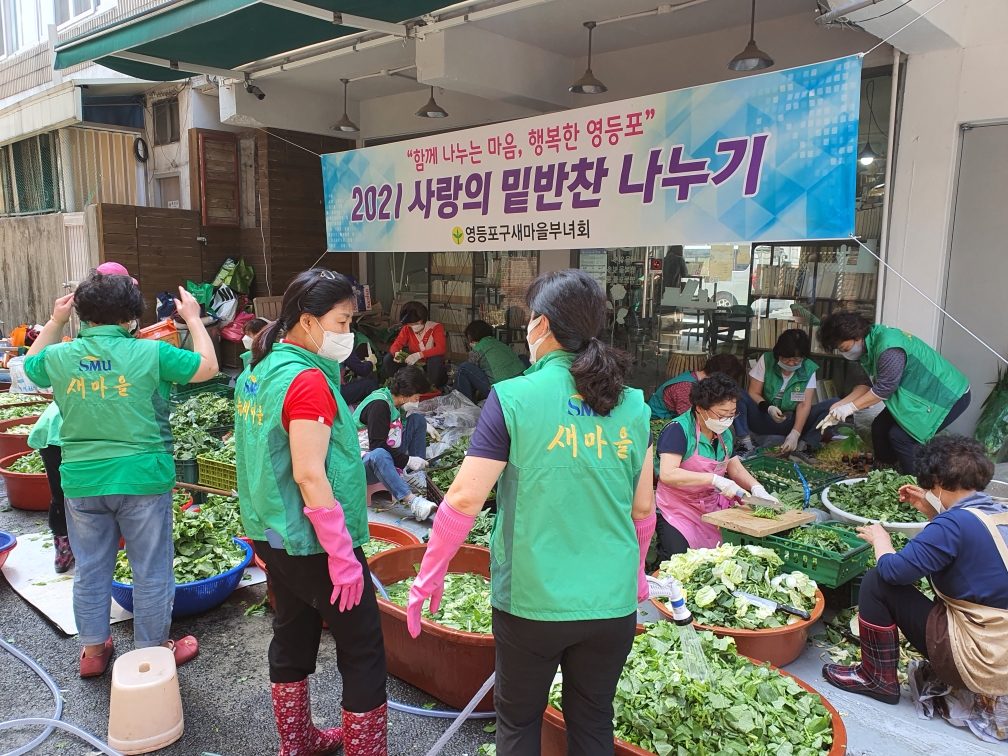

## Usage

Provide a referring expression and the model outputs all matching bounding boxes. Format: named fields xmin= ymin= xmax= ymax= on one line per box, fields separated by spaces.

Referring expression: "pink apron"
xmin=655 ymin=420 xmax=734 ymax=549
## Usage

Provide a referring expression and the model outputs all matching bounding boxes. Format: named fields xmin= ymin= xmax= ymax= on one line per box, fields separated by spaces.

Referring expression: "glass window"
xmin=55 ymin=0 xmax=92 ymax=26
xmin=153 ymin=97 xmax=180 ymax=146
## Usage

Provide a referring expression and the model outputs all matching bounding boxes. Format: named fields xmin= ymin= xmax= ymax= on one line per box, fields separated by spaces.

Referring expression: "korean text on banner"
xmin=323 ymin=56 xmax=861 ymax=252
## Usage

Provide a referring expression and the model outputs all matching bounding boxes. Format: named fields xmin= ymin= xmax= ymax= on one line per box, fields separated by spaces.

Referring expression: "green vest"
xmin=27 ymin=401 xmax=62 ymax=449
xmin=647 ymin=370 xmax=696 ymax=419
xmin=352 ymin=386 xmax=400 ymax=428
xmin=761 ymin=353 xmax=818 ymax=411
xmin=671 ymin=409 xmax=733 ymax=461
xmin=492 ymin=350 xmax=651 ymax=621
xmin=234 ymin=342 xmax=369 ymax=555
xmin=473 ymin=337 xmax=525 ymax=384
xmin=861 ymin=325 xmax=969 ymax=443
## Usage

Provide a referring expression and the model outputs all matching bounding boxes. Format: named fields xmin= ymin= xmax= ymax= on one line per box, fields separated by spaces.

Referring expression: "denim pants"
xmin=362 ymin=413 xmax=426 ymax=502
xmin=64 ymin=491 xmax=175 ymax=647
xmin=455 ymin=361 xmax=492 ymax=402
xmin=740 ymin=393 xmax=833 ymax=445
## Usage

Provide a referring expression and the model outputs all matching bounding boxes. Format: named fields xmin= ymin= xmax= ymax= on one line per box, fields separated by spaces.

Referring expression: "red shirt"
xmin=389 ymin=322 xmax=446 ymax=358
xmin=278 ymin=341 xmax=338 ymax=431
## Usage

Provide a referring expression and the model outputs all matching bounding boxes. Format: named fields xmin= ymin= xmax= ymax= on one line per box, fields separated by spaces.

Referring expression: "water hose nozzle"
xmin=646 ymin=576 xmax=694 ymax=626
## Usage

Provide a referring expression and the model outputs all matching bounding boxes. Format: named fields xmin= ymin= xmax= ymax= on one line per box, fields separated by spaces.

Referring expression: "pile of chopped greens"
xmin=200 ymin=435 xmax=236 ymax=464
xmin=0 ymin=393 xmax=47 ymax=406
xmin=550 ymin=624 xmax=833 ymax=756
xmin=2 ymin=423 xmax=35 ymax=434
xmin=827 ymin=469 xmax=925 ymax=523
xmin=751 ymin=505 xmax=780 ymax=520
xmin=172 ymin=392 xmax=234 ymax=429
xmin=785 ymin=524 xmax=853 ymax=555
xmin=8 ymin=451 xmax=44 ymax=473
xmin=114 ymin=497 xmax=245 ymax=585
xmin=385 ymin=570 xmax=492 ymax=634
xmin=657 ymin=543 xmax=818 ymax=629
xmin=465 ymin=510 xmax=495 ymax=547
xmin=362 ymin=538 xmax=397 ymax=558
xmin=772 ymin=483 xmax=808 ymax=511
xmin=429 ymin=435 xmax=473 ymax=495
xmin=812 ymin=607 xmax=923 ymax=689
xmin=199 ymin=494 xmax=244 ymax=537
xmin=0 ymin=405 xmax=45 ymax=421
xmin=172 ymin=427 xmax=220 ymax=461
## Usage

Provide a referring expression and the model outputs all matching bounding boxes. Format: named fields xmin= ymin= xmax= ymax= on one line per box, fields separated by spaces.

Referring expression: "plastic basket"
xmin=0 ymin=530 xmax=16 ymax=570
xmin=112 ymin=538 xmax=252 ymax=618
xmin=720 ymin=522 xmax=871 ymax=588
xmin=171 ymin=375 xmax=234 ymax=403
xmin=742 ymin=454 xmax=845 ymax=496
xmin=197 ymin=455 xmax=237 ymax=492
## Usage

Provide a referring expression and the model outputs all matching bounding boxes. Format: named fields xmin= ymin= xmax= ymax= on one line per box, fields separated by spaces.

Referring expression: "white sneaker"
xmin=403 ymin=470 xmax=428 ymax=495
xmin=409 ymin=495 xmax=438 ymax=522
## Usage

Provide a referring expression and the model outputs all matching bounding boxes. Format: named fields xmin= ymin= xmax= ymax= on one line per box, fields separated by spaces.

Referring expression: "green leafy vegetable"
xmin=199 ymin=494 xmax=244 ymax=537
xmin=0 ymin=393 xmax=47 ymax=406
xmin=430 ymin=436 xmax=489 ymax=496
xmin=2 ymin=423 xmax=35 ymax=434
xmin=8 ymin=451 xmax=44 ymax=473
xmin=657 ymin=543 xmax=818 ymax=629
xmin=550 ymin=624 xmax=833 ymax=756
xmin=827 ymin=469 xmax=925 ymax=523
xmin=385 ymin=571 xmax=492 ymax=634
xmin=465 ymin=510 xmax=495 ymax=547
xmin=200 ymin=435 xmax=236 ymax=464
xmin=362 ymin=538 xmax=396 ymax=558
xmin=0 ymin=405 xmax=45 ymax=421
xmin=750 ymin=505 xmax=779 ymax=520
xmin=172 ymin=392 xmax=235 ymax=429
xmin=786 ymin=525 xmax=852 ymax=555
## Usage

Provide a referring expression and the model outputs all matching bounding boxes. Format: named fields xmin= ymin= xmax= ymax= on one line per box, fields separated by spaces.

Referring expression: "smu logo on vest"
xmin=78 ymin=355 xmax=113 ymax=372
xmin=243 ymin=375 xmax=259 ymax=397
xmin=566 ymin=394 xmax=610 ymax=418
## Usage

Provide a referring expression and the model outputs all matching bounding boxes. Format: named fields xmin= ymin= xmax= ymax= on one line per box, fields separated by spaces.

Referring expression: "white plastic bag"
xmin=211 ymin=285 xmax=238 ymax=325
xmin=7 ymin=356 xmax=49 ymax=395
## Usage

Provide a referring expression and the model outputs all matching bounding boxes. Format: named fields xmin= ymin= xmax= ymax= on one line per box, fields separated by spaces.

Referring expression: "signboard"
xmin=323 ymin=56 xmax=861 ymax=252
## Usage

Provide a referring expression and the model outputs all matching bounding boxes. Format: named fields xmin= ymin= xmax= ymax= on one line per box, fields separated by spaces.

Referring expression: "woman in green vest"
xmin=453 ymin=319 xmax=527 ymax=402
xmin=743 ymin=329 xmax=834 ymax=453
xmin=817 ymin=314 xmax=971 ymax=474
xmin=240 ymin=317 xmax=269 ymax=368
xmin=24 ymin=272 xmax=217 ymax=678
xmin=407 ymin=269 xmax=656 ymax=756
xmin=235 ymin=269 xmax=387 ymax=756
xmin=28 ymin=401 xmax=71 ymax=572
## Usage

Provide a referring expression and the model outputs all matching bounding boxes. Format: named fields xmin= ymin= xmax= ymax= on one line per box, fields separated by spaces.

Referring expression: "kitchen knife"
xmin=732 ymin=590 xmax=811 ymax=621
xmin=738 ymin=492 xmax=785 ymax=510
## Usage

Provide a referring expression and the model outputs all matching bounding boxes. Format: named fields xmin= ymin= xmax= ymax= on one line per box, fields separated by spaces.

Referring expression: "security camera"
xmin=245 ymin=81 xmax=265 ymax=100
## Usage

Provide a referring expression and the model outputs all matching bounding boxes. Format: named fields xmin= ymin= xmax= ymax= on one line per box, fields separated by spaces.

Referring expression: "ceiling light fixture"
xmin=858 ymin=142 xmax=879 ymax=166
xmin=415 ymin=86 xmax=449 ymax=118
xmin=331 ymin=78 xmax=359 ymax=132
xmin=727 ymin=0 xmax=774 ymax=72
xmin=570 ymin=21 xmax=607 ymax=94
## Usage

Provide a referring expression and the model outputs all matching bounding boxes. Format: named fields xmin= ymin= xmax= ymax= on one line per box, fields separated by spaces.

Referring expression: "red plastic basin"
xmin=541 ymin=657 xmax=847 ymax=756
xmin=0 ymin=451 xmax=50 ymax=511
xmin=0 ymin=416 xmax=40 ymax=459
xmin=651 ymin=589 xmax=825 ymax=667
xmin=369 ymin=544 xmax=495 ymax=712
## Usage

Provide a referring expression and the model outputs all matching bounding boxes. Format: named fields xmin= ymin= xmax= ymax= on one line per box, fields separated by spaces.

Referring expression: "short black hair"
xmin=690 ymin=373 xmax=741 ymax=410
xmin=703 ymin=353 xmax=744 ymax=384
xmin=74 ymin=271 xmax=145 ymax=325
xmin=400 ymin=301 xmax=429 ymax=325
xmin=915 ymin=434 xmax=994 ymax=492
xmin=464 ymin=320 xmax=494 ymax=343
xmin=243 ymin=318 xmax=269 ymax=336
xmin=818 ymin=313 xmax=872 ymax=351
xmin=773 ymin=329 xmax=811 ymax=361
xmin=389 ymin=365 xmax=430 ymax=398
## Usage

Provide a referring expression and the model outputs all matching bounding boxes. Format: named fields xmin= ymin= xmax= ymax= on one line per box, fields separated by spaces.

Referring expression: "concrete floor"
xmin=2 ymin=489 xmax=1006 ymax=756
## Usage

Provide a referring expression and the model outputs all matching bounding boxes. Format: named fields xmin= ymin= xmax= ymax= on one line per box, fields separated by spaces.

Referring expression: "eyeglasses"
xmin=313 ymin=269 xmax=336 ymax=281
xmin=710 ymin=411 xmax=740 ymax=421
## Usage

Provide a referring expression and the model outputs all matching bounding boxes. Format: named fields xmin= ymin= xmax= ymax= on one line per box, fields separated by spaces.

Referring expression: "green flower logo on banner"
xmin=452 ymin=227 xmax=464 ymax=245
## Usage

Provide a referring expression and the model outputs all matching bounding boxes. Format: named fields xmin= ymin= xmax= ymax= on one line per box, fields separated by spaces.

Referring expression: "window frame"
xmin=152 ymin=96 xmax=181 ymax=146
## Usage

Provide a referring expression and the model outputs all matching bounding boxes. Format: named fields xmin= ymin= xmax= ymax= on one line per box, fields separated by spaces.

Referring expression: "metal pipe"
xmin=816 ymin=0 xmax=881 ymax=25
xmin=875 ymin=47 xmax=901 ymax=323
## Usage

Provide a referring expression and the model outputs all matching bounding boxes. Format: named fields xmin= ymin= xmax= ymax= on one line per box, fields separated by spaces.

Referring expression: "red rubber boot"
xmin=271 ymin=679 xmax=343 ymax=756
xmin=822 ymin=616 xmax=901 ymax=704
xmin=342 ymin=703 xmax=387 ymax=756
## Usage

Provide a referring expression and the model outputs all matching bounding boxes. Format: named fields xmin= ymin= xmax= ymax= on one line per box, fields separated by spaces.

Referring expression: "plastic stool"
xmin=107 ymin=647 xmax=183 ymax=754
xmin=366 ymin=482 xmax=388 ymax=507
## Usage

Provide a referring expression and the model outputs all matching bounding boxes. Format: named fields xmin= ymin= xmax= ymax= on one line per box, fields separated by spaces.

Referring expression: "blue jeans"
xmin=733 ymin=396 xmax=750 ymax=439
xmin=455 ymin=361 xmax=492 ymax=402
xmin=362 ymin=413 xmax=426 ymax=502
xmin=65 ymin=491 xmax=175 ymax=647
xmin=740 ymin=393 xmax=834 ymax=445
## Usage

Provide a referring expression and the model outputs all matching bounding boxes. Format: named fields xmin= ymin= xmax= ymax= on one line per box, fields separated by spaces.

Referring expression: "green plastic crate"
xmin=742 ymin=454 xmax=845 ymax=496
xmin=197 ymin=455 xmax=237 ymax=492
xmin=171 ymin=375 xmax=234 ymax=403
xmin=175 ymin=457 xmax=198 ymax=484
xmin=720 ymin=522 xmax=872 ymax=588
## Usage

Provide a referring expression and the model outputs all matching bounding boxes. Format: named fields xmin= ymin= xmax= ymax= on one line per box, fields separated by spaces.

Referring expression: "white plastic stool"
xmin=366 ymin=481 xmax=388 ymax=507
xmin=107 ymin=647 xmax=183 ymax=754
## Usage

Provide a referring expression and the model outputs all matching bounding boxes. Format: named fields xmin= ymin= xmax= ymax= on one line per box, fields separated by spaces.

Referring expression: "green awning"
xmin=55 ymin=0 xmax=444 ymax=80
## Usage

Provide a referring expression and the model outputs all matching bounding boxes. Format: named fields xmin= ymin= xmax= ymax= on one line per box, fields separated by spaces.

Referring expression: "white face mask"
xmin=411 ymin=323 xmax=425 ymax=334
xmin=840 ymin=342 xmax=864 ymax=361
xmin=242 ymin=335 xmax=253 ymax=350
xmin=401 ymin=401 xmax=419 ymax=413
xmin=702 ymin=410 xmax=733 ymax=435
xmin=778 ymin=360 xmax=799 ymax=373
xmin=307 ymin=318 xmax=354 ymax=363
xmin=925 ymin=488 xmax=945 ymax=515
xmin=526 ymin=315 xmax=549 ymax=363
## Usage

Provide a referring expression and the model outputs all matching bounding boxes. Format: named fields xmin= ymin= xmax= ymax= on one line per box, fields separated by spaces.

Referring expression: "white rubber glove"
xmin=750 ymin=484 xmax=780 ymax=505
xmin=767 ymin=405 xmax=786 ymax=422
xmin=426 ymin=421 xmax=441 ymax=441
xmin=816 ymin=401 xmax=857 ymax=431
xmin=712 ymin=474 xmax=743 ymax=500
xmin=406 ymin=456 xmax=428 ymax=472
xmin=406 ymin=352 xmax=423 ymax=366
xmin=780 ymin=429 xmax=801 ymax=454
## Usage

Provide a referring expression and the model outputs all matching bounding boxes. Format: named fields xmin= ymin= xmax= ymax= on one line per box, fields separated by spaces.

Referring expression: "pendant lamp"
xmin=331 ymin=78 xmax=359 ymax=132
xmin=416 ymin=86 xmax=448 ymax=118
xmin=570 ymin=21 xmax=607 ymax=94
xmin=727 ymin=0 xmax=774 ymax=72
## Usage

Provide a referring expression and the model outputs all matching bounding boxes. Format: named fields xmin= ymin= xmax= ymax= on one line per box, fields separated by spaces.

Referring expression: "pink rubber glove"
xmin=303 ymin=502 xmax=364 ymax=612
xmin=406 ymin=499 xmax=476 ymax=638
xmin=635 ymin=511 xmax=657 ymax=603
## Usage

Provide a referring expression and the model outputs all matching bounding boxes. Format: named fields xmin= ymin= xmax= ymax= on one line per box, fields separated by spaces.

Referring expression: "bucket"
xmin=368 ymin=544 xmax=495 ymax=711
xmin=107 ymin=647 xmax=183 ymax=754
xmin=540 ymin=657 xmax=847 ymax=756
xmin=0 ymin=451 xmax=51 ymax=511
xmin=0 ymin=416 xmax=40 ymax=458
xmin=650 ymin=589 xmax=825 ymax=667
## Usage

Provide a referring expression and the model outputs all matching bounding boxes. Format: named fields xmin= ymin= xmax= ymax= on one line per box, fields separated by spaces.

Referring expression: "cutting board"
xmin=702 ymin=505 xmax=816 ymax=537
